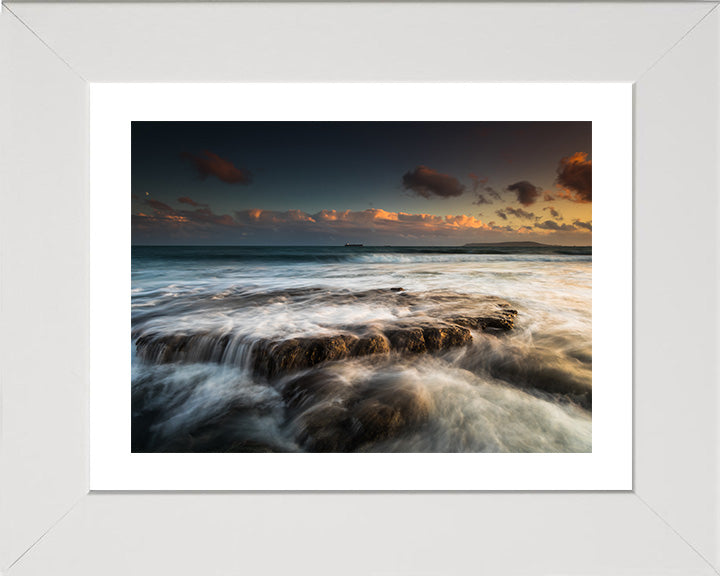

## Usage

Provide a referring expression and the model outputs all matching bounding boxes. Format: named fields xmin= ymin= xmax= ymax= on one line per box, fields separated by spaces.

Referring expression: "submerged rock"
xmin=134 ymin=332 xmax=233 ymax=364
xmin=281 ymin=371 xmax=355 ymax=412
xmin=294 ymin=403 xmax=353 ymax=452
xmin=282 ymin=370 xmax=434 ymax=452
xmin=349 ymin=382 xmax=433 ymax=447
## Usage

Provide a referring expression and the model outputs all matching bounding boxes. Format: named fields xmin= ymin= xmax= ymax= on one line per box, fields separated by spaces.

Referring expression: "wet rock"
xmin=495 ymin=358 xmax=590 ymax=399
xmin=421 ymin=325 xmax=472 ymax=351
xmin=350 ymin=382 xmax=433 ymax=447
xmin=134 ymin=298 xmax=518 ymax=377
xmin=386 ymin=327 xmax=427 ymax=354
xmin=449 ymin=309 xmax=517 ymax=333
xmin=353 ymin=334 xmax=391 ymax=356
xmin=253 ymin=335 xmax=357 ymax=378
xmin=472 ymin=343 xmax=592 ymax=411
xmin=306 ymin=335 xmax=357 ymax=364
xmin=580 ymin=392 xmax=591 ymax=411
xmin=135 ymin=332 xmax=231 ymax=364
xmin=135 ymin=333 xmax=188 ymax=363
xmin=281 ymin=372 xmax=357 ymax=451
xmin=284 ymin=370 xmax=434 ymax=452
xmin=294 ymin=403 xmax=353 ymax=452
xmin=385 ymin=324 xmax=472 ymax=355
xmin=281 ymin=371 xmax=354 ymax=412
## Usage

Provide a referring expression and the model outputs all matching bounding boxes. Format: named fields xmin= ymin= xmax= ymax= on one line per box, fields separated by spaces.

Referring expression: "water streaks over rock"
xmin=134 ymin=293 xmax=517 ymax=379
xmin=282 ymin=370 xmax=435 ymax=452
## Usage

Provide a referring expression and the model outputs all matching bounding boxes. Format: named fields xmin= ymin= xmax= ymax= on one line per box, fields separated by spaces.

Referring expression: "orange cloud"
xmin=316 ymin=209 xmax=350 ymax=222
xmin=369 ymin=208 xmax=399 ymax=221
xmin=286 ymin=209 xmax=316 ymax=222
xmin=444 ymin=214 xmax=490 ymax=229
xmin=556 ymin=152 xmax=592 ymax=203
xmin=233 ymin=208 xmax=492 ymax=234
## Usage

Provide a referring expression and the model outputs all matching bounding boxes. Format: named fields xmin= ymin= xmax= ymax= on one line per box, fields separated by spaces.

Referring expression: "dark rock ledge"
xmin=252 ymin=322 xmax=478 ymax=379
xmin=134 ymin=300 xmax=518 ymax=379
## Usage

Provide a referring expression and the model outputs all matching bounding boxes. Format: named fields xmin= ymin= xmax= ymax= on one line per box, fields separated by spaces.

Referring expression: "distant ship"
xmin=344 ymin=243 xmax=364 ymax=247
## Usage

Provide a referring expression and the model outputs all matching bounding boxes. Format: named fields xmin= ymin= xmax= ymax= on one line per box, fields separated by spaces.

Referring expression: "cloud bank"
xmin=133 ymin=198 xmax=590 ymax=245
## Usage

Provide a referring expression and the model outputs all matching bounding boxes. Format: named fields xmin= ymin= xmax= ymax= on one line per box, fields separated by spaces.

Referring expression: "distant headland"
xmin=463 ymin=241 xmax=588 ymax=248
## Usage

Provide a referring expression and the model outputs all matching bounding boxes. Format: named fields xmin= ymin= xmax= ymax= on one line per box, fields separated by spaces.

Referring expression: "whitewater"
xmin=131 ymin=245 xmax=592 ymax=453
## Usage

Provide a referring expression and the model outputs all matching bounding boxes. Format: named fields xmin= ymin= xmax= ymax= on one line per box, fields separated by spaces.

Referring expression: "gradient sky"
xmin=132 ymin=121 xmax=592 ymax=246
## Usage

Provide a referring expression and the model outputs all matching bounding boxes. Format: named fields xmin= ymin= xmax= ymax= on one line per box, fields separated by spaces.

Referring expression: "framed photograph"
xmin=2 ymin=2 xmax=718 ymax=575
xmin=90 ymin=83 xmax=630 ymax=490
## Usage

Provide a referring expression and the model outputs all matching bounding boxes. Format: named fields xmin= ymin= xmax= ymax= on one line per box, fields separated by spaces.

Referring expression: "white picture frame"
xmin=1 ymin=2 xmax=718 ymax=575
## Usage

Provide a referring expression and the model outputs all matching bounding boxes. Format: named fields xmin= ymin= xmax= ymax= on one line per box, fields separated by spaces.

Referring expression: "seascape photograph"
xmin=131 ymin=121 xmax=592 ymax=453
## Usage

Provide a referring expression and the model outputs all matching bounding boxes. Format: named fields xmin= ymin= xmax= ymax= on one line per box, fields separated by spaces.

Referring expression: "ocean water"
xmin=131 ymin=245 xmax=592 ymax=453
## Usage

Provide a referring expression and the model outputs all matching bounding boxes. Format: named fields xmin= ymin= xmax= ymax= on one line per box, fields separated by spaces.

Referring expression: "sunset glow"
xmin=132 ymin=121 xmax=591 ymax=246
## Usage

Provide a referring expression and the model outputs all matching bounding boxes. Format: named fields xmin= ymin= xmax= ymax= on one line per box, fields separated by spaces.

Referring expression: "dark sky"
xmin=132 ymin=121 xmax=592 ymax=245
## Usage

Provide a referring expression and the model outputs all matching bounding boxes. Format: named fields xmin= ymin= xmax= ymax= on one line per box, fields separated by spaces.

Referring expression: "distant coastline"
xmin=463 ymin=241 xmax=590 ymax=249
